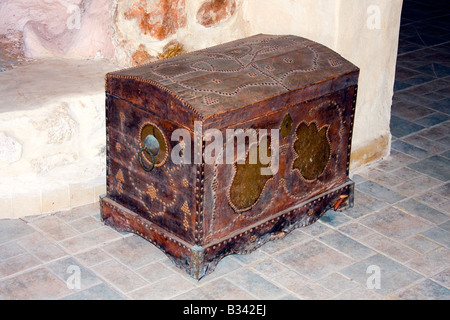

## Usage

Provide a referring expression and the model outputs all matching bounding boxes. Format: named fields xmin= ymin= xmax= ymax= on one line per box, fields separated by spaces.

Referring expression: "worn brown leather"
xmin=102 ymin=34 xmax=359 ymax=279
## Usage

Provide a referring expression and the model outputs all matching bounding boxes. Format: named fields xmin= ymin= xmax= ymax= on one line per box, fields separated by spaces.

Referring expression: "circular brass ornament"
xmin=139 ymin=123 xmax=168 ymax=168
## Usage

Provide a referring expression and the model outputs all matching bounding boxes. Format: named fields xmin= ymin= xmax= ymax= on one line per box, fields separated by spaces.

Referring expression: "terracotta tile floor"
xmin=0 ymin=0 xmax=449 ymax=300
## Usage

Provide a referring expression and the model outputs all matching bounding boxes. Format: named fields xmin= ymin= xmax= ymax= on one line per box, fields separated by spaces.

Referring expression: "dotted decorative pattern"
xmin=101 ymin=180 xmax=353 ymax=279
xmin=202 ymin=183 xmax=354 ymax=263
xmin=106 ymin=34 xmax=357 ymax=117
xmin=104 ymin=34 xmax=359 ymax=272
xmin=290 ymin=120 xmax=332 ymax=183
xmin=226 ymin=134 xmax=276 ymax=213
xmin=115 ymin=180 xmax=351 ymax=256
xmin=106 ymin=103 xmax=195 ymax=242
xmin=102 ymin=198 xmax=189 ymax=251
xmin=204 ymin=92 xmax=353 ymax=242
xmin=328 ymin=58 xmax=343 ymax=67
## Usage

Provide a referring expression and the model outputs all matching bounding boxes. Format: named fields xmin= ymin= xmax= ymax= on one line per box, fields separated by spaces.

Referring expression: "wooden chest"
xmin=101 ymin=34 xmax=359 ymax=279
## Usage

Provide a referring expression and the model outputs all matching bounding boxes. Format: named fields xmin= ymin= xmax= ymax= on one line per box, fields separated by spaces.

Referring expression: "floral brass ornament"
xmin=228 ymin=113 xmax=291 ymax=213
xmin=292 ymin=121 xmax=331 ymax=181
xmin=228 ymin=137 xmax=273 ymax=212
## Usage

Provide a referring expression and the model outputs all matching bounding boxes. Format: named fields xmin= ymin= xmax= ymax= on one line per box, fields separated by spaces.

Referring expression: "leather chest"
xmin=101 ymin=34 xmax=359 ymax=279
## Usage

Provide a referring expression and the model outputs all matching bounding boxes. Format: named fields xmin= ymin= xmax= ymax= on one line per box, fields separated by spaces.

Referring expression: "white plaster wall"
xmin=241 ymin=0 xmax=340 ymax=49
xmin=335 ymin=0 xmax=402 ymax=163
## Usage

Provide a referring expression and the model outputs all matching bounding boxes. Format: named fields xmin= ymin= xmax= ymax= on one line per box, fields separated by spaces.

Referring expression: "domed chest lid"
xmin=107 ymin=34 xmax=359 ymax=119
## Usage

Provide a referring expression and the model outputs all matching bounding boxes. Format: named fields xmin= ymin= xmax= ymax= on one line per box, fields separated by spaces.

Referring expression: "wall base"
xmin=349 ymin=134 xmax=391 ymax=172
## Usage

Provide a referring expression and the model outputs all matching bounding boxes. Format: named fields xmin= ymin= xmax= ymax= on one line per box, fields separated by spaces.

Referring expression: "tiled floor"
xmin=0 ymin=0 xmax=449 ymax=300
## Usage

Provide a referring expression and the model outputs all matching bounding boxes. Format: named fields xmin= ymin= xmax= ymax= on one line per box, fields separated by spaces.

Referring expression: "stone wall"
xmin=0 ymin=58 xmax=118 ymax=217
xmin=112 ymin=0 xmax=248 ymax=65
xmin=0 ymin=0 xmax=403 ymax=217
xmin=0 ymin=0 xmax=115 ymax=60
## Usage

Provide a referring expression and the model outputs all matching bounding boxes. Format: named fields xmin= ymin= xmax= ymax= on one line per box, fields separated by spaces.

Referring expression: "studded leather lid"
xmin=107 ymin=34 xmax=359 ymax=120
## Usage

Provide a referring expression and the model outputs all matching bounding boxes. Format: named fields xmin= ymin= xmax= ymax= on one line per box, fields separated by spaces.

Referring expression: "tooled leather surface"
xmin=108 ymin=34 xmax=358 ymax=117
